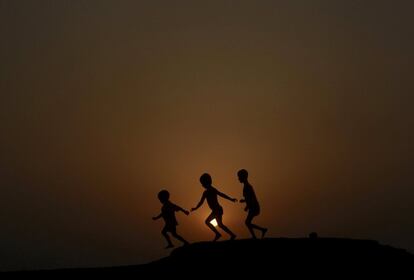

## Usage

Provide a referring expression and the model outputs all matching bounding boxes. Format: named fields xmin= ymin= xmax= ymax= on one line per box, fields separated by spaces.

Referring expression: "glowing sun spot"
xmin=210 ymin=219 xmax=218 ymax=227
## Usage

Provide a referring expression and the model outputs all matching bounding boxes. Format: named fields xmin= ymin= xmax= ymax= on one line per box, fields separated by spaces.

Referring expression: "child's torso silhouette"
xmin=204 ymin=186 xmax=222 ymax=212
xmin=161 ymin=201 xmax=179 ymax=226
xmin=243 ymin=183 xmax=260 ymax=212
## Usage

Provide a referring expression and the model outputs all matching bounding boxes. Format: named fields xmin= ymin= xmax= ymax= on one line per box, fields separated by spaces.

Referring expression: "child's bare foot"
xmin=261 ymin=228 xmax=268 ymax=239
xmin=213 ymin=233 xmax=222 ymax=242
xmin=230 ymin=233 xmax=237 ymax=240
xmin=165 ymin=244 xmax=174 ymax=249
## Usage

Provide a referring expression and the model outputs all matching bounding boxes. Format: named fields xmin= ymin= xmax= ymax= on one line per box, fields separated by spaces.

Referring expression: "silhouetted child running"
xmin=191 ymin=173 xmax=237 ymax=241
xmin=153 ymin=190 xmax=189 ymax=249
xmin=237 ymin=169 xmax=267 ymax=239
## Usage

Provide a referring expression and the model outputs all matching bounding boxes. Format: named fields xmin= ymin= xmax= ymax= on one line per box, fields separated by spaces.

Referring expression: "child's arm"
xmin=152 ymin=213 xmax=162 ymax=220
xmin=240 ymin=186 xmax=251 ymax=205
xmin=238 ymin=198 xmax=248 ymax=210
xmin=240 ymin=195 xmax=249 ymax=210
xmin=191 ymin=193 xmax=206 ymax=212
xmin=217 ymin=191 xmax=237 ymax=202
xmin=174 ymin=204 xmax=190 ymax=215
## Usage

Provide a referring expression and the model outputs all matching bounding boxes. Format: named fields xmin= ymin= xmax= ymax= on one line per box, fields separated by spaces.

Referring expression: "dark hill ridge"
xmin=10 ymin=238 xmax=414 ymax=275
xmin=146 ymin=238 xmax=413 ymax=272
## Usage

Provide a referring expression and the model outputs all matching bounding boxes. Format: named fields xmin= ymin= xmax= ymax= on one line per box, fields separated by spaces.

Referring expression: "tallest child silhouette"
xmin=191 ymin=173 xmax=237 ymax=241
xmin=237 ymin=169 xmax=267 ymax=239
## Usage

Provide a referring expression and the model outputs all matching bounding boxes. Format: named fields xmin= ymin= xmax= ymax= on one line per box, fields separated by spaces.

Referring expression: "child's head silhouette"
xmin=237 ymin=169 xmax=249 ymax=183
xmin=158 ymin=190 xmax=170 ymax=204
xmin=200 ymin=173 xmax=212 ymax=188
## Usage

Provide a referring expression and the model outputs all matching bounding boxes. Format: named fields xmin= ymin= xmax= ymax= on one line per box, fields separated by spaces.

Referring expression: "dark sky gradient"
xmin=1 ymin=0 xmax=413 ymax=271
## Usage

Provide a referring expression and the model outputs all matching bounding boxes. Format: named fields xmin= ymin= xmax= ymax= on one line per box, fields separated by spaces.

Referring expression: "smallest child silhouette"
xmin=152 ymin=190 xmax=189 ymax=249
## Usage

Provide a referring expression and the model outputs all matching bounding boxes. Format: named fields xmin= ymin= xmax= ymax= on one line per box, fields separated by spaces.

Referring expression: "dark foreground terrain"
xmin=11 ymin=238 xmax=414 ymax=275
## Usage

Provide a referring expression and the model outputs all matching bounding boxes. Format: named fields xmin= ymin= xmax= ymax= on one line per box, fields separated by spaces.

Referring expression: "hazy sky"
xmin=1 ymin=0 xmax=413 ymax=271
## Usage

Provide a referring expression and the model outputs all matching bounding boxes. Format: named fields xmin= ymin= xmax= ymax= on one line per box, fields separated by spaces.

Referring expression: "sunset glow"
xmin=1 ymin=0 xmax=413 ymax=272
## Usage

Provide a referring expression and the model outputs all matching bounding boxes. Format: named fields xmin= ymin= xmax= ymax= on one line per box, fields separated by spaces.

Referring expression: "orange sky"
xmin=0 ymin=0 xmax=413 ymax=271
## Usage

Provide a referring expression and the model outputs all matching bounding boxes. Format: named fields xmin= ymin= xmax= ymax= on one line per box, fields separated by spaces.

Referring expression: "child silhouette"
xmin=153 ymin=190 xmax=189 ymax=248
xmin=237 ymin=169 xmax=267 ymax=239
xmin=191 ymin=173 xmax=237 ymax=241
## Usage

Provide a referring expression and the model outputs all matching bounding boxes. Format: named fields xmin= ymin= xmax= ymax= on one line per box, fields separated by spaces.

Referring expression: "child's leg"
xmin=162 ymin=227 xmax=174 ymax=248
xmin=246 ymin=212 xmax=267 ymax=239
xmin=216 ymin=215 xmax=236 ymax=240
xmin=205 ymin=212 xmax=221 ymax=241
xmin=245 ymin=213 xmax=257 ymax=239
xmin=171 ymin=228 xmax=189 ymax=245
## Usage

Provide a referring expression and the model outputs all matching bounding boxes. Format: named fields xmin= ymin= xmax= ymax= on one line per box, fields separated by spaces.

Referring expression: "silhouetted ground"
xmin=8 ymin=238 xmax=414 ymax=275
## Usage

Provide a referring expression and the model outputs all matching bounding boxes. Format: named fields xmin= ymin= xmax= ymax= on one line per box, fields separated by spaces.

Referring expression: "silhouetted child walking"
xmin=191 ymin=173 xmax=237 ymax=241
xmin=237 ymin=169 xmax=267 ymax=239
xmin=153 ymin=190 xmax=189 ymax=248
